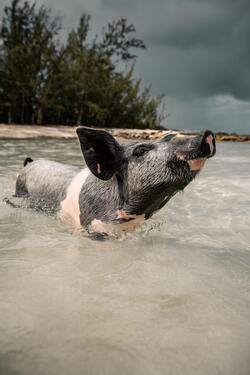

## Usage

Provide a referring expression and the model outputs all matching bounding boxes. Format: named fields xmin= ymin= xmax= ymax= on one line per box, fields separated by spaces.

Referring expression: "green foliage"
xmin=0 ymin=0 xmax=166 ymax=128
xmin=100 ymin=18 xmax=146 ymax=61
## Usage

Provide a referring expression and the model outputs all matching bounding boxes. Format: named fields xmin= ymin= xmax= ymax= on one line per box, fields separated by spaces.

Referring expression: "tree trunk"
xmin=21 ymin=92 xmax=25 ymax=124
xmin=8 ymin=111 xmax=12 ymax=124
xmin=77 ymin=102 xmax=83 ymax=125
xmin=37 ymin=104 xmax=43 ymax=125
xmin=31 ymin=111 xmax=35 ymax=125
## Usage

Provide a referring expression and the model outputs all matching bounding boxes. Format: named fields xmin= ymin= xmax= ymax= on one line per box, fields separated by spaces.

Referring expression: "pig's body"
xmin=15 ymin=160 xmax=144 ymax=234
xmin=16 ymin=160 xmax=80 ymax=211
xmin=14 ymin=127 xmax=216 ymax=236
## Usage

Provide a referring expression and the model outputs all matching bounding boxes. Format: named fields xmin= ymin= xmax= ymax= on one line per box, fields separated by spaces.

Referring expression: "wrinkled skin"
xmin=14 ymin=127 xmax=216 ymax=236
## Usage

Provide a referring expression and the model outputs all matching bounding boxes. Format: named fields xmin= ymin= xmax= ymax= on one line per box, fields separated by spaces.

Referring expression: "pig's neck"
xmin=79 ymin=173 xmax=122 ymax=228
xmin=79 ymin=173 xmax=180 ymax=229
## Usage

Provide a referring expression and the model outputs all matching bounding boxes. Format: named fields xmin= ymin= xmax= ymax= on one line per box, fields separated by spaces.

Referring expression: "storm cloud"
xmin=1 ymin=0 xmax=250 ymax=132
xmin=100 ymin=0 xmax=250 ymax=101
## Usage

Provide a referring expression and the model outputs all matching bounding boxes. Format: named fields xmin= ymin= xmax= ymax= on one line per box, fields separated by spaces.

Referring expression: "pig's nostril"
xmin=203 ymin=129 xmax=214 ymax=139
xmin=201 ymin=130 xmax=216 ymax=157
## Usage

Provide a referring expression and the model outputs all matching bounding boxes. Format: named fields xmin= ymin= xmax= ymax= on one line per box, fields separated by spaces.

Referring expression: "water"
xmin=0 ymin=138 xmax=249 ymax=375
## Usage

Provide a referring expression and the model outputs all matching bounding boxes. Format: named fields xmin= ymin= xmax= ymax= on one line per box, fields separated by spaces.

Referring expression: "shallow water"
xmin=0 ymin=138 xmax=249 ymax=375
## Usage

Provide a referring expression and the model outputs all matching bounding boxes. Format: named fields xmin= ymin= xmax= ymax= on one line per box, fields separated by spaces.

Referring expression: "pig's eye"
xmin=132 ymin=144 xmax=154 ymax=157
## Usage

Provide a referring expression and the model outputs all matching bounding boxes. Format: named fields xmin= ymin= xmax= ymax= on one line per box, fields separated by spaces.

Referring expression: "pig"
xmin=14 ymin=127 xmax=216 ymax=237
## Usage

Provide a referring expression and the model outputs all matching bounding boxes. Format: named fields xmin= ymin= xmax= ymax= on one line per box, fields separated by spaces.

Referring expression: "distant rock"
xmin=215 ymin=132 xmax=250 ymax=142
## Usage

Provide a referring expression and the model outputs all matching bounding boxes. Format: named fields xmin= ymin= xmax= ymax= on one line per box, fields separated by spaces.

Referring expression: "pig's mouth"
xmin=177 ymin=130 xmax=216 ymax=172
xmin=198 ymin=130 xmax=216 ymax=159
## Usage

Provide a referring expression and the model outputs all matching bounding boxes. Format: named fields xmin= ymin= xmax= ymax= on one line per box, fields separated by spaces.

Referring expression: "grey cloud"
xmin=163 ymin=96 xmax=250 ymax=134
xmin=2 ymin=0 xmax=248 ymax=99
xmin=100 ymin=0 xmax=250 ymax=101
xmin=101 ymin=0 xmax=137 ymax=12
xmin=1 ymin=0 xmax=250 ymax=131
xmin=144 ymin=0 xmax=248 ymax=47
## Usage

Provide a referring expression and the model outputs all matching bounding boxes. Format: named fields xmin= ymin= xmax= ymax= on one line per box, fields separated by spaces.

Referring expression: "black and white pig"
xmin=14 ymin=127 xmax=216 ymax=236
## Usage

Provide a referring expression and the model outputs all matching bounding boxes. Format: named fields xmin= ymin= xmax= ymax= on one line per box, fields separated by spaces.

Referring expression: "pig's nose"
xmin=201 ymin=130 xmax=216 ymax=158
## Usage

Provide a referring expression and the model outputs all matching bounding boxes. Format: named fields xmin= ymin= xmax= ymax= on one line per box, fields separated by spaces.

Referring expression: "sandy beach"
xmin=0 ymin=124 xmax=249 ymax=141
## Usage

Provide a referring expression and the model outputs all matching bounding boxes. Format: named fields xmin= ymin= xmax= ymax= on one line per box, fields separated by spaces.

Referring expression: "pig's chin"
xmin=186 ymin=157 xmax=207 ymax=171
xmin=177 ymin=151 xmax=208 ymax=172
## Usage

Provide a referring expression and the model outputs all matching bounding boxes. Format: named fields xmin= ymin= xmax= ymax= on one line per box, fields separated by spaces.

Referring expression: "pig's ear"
xmin=76 ymin=127 xmax=124 ymax=180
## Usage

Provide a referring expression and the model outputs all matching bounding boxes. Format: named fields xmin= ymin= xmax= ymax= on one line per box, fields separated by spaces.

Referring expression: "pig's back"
xmin=15 ymin=159 xmax=80 ymax=205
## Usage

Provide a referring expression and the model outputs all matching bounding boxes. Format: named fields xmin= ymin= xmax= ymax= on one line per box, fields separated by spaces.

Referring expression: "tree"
xmin=100 ymin=18 xmax=146 ymax=62
xmin=0 ymin=1 xmax=166 ymax=128
xmin=0 ymin=0 xmax=61 ymax=124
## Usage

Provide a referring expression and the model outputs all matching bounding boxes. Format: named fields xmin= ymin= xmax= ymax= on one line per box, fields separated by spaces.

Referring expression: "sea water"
xmin=0 ymin=138 xmax=249 ymax=375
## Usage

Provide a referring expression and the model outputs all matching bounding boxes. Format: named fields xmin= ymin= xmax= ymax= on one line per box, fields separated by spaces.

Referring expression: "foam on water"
xmin=0 ymin=139 xmax=249 ymax=375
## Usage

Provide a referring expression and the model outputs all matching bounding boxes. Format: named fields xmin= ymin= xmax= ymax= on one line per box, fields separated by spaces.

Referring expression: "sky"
xmin=1 ymin=0 xmax=250 ymax=133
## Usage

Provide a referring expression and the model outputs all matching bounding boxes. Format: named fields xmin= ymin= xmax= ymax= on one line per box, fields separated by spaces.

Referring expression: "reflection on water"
xmin=0 ymin=139 xmax=250 ymax=375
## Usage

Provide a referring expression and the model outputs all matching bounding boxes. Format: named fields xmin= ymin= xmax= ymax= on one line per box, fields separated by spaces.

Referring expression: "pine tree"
xmin=0 ymin=1 xmax=166 ymax=128
xmin=0 ymin=0 xmax=60 ymax=124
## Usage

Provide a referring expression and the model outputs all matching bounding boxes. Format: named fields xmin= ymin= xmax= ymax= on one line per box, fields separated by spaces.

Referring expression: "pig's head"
xmin=76 ymin=127 xmax=216 ymax=221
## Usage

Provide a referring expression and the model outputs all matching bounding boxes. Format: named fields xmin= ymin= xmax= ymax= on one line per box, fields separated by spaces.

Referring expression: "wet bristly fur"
xmin=14 ymin=127 xmax=215 ymax=234
xmin=15 ymin=160 xmax=80 ymax=214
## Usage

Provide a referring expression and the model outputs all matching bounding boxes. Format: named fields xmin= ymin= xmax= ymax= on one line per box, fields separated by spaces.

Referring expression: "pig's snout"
xmin=200 ymin=130 xmax=216 ymax=158
xmin=176 ymin=130 xmax=216 ymax=172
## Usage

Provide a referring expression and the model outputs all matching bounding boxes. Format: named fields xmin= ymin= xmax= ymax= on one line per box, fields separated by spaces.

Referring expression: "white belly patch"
xmin=90 ymin=214 xmax=145 ymax=237
xmin=60 ymin=168 xmax=90 ymax=227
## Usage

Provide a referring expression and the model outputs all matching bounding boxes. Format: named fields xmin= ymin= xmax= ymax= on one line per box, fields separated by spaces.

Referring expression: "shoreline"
xmin=0 ymin=124 xmax=249 ymax=142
